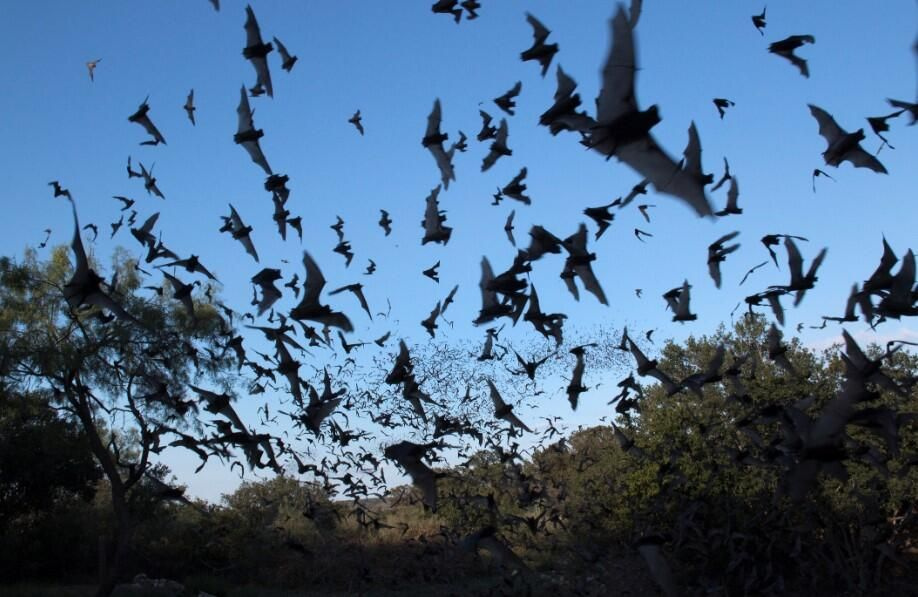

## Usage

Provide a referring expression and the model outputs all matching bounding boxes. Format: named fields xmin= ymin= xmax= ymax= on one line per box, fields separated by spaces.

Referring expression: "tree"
xmin=0 ymin=245 xmax=256 ymax=596
xmin=0 ymin=389 xmax=101 ymax=530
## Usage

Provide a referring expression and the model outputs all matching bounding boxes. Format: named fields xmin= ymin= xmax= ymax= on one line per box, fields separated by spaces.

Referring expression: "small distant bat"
xmin=273 ymin=36 xmax=298 ymax=72
xmin=128 ymin=96 xmax=167 ymax=145
xmin=769 ymin=35 xmax=815 ymax=78
xmin=184 ymin=89 xmax=196 ymax=125
xmin=348 ymin=110 xmax=364 ymax=135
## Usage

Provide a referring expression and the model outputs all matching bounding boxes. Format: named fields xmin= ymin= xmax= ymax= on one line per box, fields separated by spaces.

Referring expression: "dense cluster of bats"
xmin=49 ymin=1 xmax=918 ymax=593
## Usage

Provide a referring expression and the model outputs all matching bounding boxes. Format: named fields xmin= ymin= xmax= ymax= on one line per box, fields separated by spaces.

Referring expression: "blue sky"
xmin=2 ymin=1 xmax=916 ymax=501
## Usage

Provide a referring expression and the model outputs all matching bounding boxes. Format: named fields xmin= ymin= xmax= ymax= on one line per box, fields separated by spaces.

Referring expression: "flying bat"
xmin=501 ymin=167 xmax=531 ymax=204
xmin=710 ymin=156 xmax=731 ymax=192
xmin=887 ymin=98 xmax=918 ymax=125
xmin=460 ymin=0 xmax=480 ymax=20
xmin=384 ymin=441 xmax=441 ymax=511
xmin=63 ymin=199 xmax=141 ymax=325
xmin=583 ymin=201 xmax=616 ymax=239
xmin=243 ymin=5 xmax=274 ymax=97
xmin=539 ymin=65 xmax=593 ymax=135
xmin=290 ymin=252 xmax=353 ymax=332
xmin=481 ymin=118 xmax=511 ymax=172
xmin=329 ymin=283 xmax=373 ymax=320
xmin=566 ymin=344 xmax=591 ymax=410
xmin=235 ymin=85 xmax=273 ymax=175
xmin=422 ymin=261 xmax=440 ymax=282
xmin=158 ymin=254 xmax=218 ymax=282
xmin=48 ymin=181 xmax=71 ymax=200
xmin=494 ymin=81 xmax=522 ymax=115
xmin=809 ymin=105 xmax=887 ymax=173
xmin=348 ymin=110 xmax=364 ymax=135
xmin=431 ymin=0 xmax=462 ymax=23
xmin=379 ymin=210 xmax=392 ymax=236
xmin=421 ymin=185 xmax=452 ymax=245
xmin=138 ymin=162 xmax=164 ymax=198
xmin=273 ymin=36 xmax=298 ymax=72
xmin=707 ymin=230 xmax=741 ymax=288
xmin=487 ymin=379 xmax=532 ymax=433
xmin=504 ymin=210 xmax=516 ymax=246
xmin=477 ymin=109 xmax=498 ymax=141
xmin=713 ymin=98 xmax=734 ymax=119
xmin=751 ymin=7 xmax=766 ymax=35
xmin=715 ymin=175 xmax=742 ymax=216
xmin=769 ymin=35 xmax=815 ymax=78
xmin=585 ymin=7 xmax=713 ymax=217
xmin=184 ymin=89 xmax=195 ymax=125
xmin=521 ymin=13 xmax=558 ymax=76
xmin=220 ymin=203 xmax=259 ymax=262
xmin=561 ymin=223 xmax=608 ymax=305
xmin=251 ymin=268 xmax=283 ymax=316
xmin=86 ymin=59 xmax=101 ymax=81
xmin=421 ymin=99 xmax=456 ymax=189
xmin=127 ymin=97 xmax=167 ymax=145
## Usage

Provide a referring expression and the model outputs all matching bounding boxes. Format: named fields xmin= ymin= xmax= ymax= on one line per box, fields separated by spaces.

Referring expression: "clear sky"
xmin=2 ymin=1 xmax=916 ymax=502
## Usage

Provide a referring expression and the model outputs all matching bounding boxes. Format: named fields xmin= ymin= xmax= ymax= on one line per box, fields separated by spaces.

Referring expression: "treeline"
xmin=2 ymin=316 xmax=918 ymax=595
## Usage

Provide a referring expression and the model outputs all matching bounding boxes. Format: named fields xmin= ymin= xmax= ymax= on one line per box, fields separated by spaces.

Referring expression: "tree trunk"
xmin=95 ymin=509 xmax=133 ymax=597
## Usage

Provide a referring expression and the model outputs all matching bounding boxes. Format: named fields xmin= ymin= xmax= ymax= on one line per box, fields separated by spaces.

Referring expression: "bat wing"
xmin=596 ymin=6 xmax=637 ymax=124
xmin=681 ymin=122 xmax=707 ymax=183
xmin=784 ymin=237 xmax=804 ymax=287
xmin=244 ymin=6 xmax=273 ymax=96
xmin=273 ymin=37 xmax=290 ymax=61
xmin=574 ymin=263 xmax=608 ymax=305
xmin=525 ymin=13 xmax=550 ymax=44
xmin=243 ymin=141 xmax=272 ymax=175
xmin=185 ymin=90 xmax=195 ymax=125
xmin=429 ymin=145 xmax=455 ymax=187
xmin=244 ymin=6 xmax=264 ymax=47
xmin=236 ymin=86 xmax=254 ymax=134
xmin=425 ymin=99 xmax=442 ymax=139
xmin=708 ymin=258 xmax=722 ymax=289
xmin=808 ymin=105 xmax=843 ymax=145
xmin=487 ymin=378 xmax=506 ymax=411
xmin=617 ymin=136 xmax=713 ymax=217
xmin=842 ymin=147 xmax=888 ymax=174
xmin=628 ymin=0 xmax=643 ymax=26
xmin=301 ymin=251 xmax=327 ymax=306
xmin=139 ymin=115 xmax=166 ymax=145
xmin=725 ymin=175 xmax=739 ymax=209
xmin=785 ymin=53 xmax=809 ymax=78
xmin=238 ymin=235 xmax=259 ymax=263
xmin=561 ymin=261 xmax=580 ymax=301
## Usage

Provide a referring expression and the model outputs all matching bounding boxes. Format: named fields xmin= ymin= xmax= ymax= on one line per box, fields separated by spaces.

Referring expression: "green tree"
xmin=0 ymin=245 xmax=251 ymax=596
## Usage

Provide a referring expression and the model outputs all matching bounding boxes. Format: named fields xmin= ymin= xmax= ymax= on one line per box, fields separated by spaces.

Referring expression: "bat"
xmin=768 ymin=35 xmax=815 ymax=78
xmin=220 ymin=204 xmax=259 ymax=262
xmin=487 ymin=379 xmax=532 ymax=432
xmin=421 ymin=99 xmax=456 ymax=189
xmin=348 ymin=110 xmax=364 ymax=135
xmin=494 ymin=81 xmax=522 ymax=115
xmin=127 ymin=96 xmax=167 ymax=145
xmin=539 ymin=65 xmax=593 ymax=135
xmin=809 ymin=105 xmax=887 ymax=173
xmin=586 ymin=7 xmax=713 ymax=217
xmin=273 ymin=36 xmax=298 ymax=72
xmin=234 ymin=85 xmax=273 ymax=175
xmin=250 ymin=268 xmax=283 ymax=316
xmin=481 ymin=118 xmax=511 ymax=172
xmin=289 ymin=251 xmax=354 ymax=332
xmin=501 ymin=167 xmax=530 ymax=204
xmin=521 ymin=13 xmax=559 ymax=76
xmin=421 ymin=185 xmax=452 ymax=245
xmin=243 ymin=5 xmax=274 ymax=97
xmin=184 ymin=89 xmax=195 ymax=125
